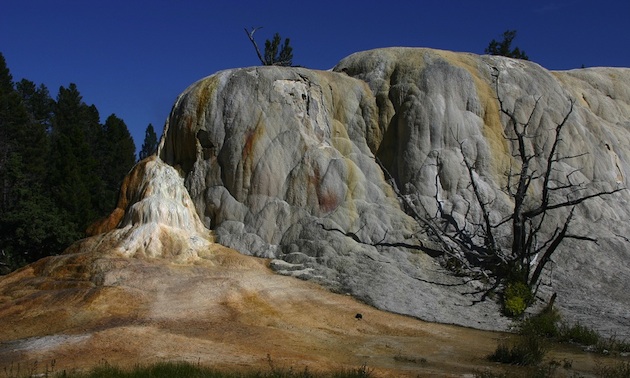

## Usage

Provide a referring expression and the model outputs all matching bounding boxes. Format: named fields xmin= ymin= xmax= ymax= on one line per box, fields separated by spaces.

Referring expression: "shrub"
xmin=596 ymin=361 xmax=630 ymax=378
xmin=502 ymin=281 xmax=534 ymax=317
xmin=556 ymin=322 xmax=630 ymax=355
xmin=519 ymin=308 xmax=561 ymax=339
xmin=488 ymin=334 xmax=548 ymax=366
xmin=557 ymin=322 xmax=600 ymax=346
xmin=595 ymin=334 xmax=630 ymax=355
xmin=489 ymin=342 xmax=513 ymax=364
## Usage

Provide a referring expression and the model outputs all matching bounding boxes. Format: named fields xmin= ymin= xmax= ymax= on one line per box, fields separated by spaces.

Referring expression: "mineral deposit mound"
xmin=1 ymin=47 xmax=629 ymax=376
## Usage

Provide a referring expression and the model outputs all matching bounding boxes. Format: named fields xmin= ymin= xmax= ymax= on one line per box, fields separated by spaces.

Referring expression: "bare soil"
xmin=0 ymin=245 xmax=626 ymax=377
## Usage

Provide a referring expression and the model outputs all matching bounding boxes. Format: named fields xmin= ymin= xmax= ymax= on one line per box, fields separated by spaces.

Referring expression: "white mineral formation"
xmin=334 ymin=48 xmax=630 ymax=334
xmin=155 ymin=48 xmax=630 ymax=336
xmin=86 ymin=156 xmax=214 ymax=263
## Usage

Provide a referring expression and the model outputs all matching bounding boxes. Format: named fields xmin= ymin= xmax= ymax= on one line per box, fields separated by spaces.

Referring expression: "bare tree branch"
xmin=525 ymin=187 xmax=624 ymax=218
xmin=244 ymin=27 xmax=266 ymax=65
xmin=421 ymin=67 xmax=624 ymax=310
xmin=318 ymin=65 xmax=625 ymax=313
xmin=459 ymin=139 xmax=500 ymax=256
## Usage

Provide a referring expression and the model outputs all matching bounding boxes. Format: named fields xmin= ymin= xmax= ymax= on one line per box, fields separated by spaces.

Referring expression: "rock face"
xmin=157 ymin=48 xmax=630 ymax=336
xmin=158 ymin=66 xmax=501 ymax=330
xmin=334 ymin=48 xmax=630 ymax=335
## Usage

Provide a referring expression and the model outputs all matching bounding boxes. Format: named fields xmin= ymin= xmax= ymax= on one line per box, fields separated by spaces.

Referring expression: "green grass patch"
xmin=518 ymin=307 xmax=561 ymax=339
xmin=50 ymin=360 xmax=374 ymax=378
xmin=557 ymin=321 xmax=600 ymax=346
xmin=56 ymin=361 xmax=225 ymax=378
xmin=489 ymin=299 xmax=630 ymax=375
xmin=596 ymin=361 xmax=630 ymax=378
xmin=488 ymin=334 xmax=549 ymax=366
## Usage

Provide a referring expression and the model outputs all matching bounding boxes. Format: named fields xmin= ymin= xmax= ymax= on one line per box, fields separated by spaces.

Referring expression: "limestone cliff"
xmin=156 ymin=48 xmax=630 ymax=336
xmin=334 ymin=48 xmax=630 ymax=335
xmin=157 ymin=66 xmax=499 ymax=329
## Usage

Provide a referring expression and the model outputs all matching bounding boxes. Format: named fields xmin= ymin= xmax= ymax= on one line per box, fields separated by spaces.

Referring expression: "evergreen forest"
xmin=0 ymin=52 xmax=147 ymax=273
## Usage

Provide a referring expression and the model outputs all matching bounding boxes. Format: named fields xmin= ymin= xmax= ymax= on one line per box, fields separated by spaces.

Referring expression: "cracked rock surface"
xmin=158 ymin=49 xmax=630 ymax=336
xmin=158 ymin=65 xmax=502 ymax=330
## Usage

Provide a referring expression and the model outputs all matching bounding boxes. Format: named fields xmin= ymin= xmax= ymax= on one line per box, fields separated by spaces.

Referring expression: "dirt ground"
xmin=0 ymin=244 xmax=626 ymax=377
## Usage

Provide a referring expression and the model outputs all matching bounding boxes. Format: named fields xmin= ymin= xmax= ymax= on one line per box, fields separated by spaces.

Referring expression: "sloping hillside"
xmin=0 ymin=241 xmax=621 ymax=377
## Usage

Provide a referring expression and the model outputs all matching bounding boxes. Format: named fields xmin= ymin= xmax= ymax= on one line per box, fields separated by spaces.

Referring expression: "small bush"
xmin=557 ymin=322 xmax=600 ymax=346
xmin=519 ymin=308 xmax=560 ymax=339
xmin=596 ymin=361 xmax=630 ymax=378
xmin=512 ymin=334 xmax=549 ymax=366
xmin=595 ymin=334 xmax=630 ymax=355
xmin=489 ymin=343 xmax=513 ymax=363
xmin=502 ymin=281 xmax=533 ymax=317
xmin=489 ymin=334 xmax=548 ymax=366
xmin=556 ymin=322 xmax=630 ymax=355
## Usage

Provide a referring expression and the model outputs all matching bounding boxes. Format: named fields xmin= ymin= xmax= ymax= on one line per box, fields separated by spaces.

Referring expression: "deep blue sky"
xmin=2 ymin=1 xmax=628 ymax=153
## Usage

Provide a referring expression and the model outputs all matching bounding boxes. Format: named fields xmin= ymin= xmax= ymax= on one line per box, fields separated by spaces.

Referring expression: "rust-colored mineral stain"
xmin=243 ymin=129 xmax=256 ymax=161
xmin=317 ymin=188 xmax=340 ymax=213
xmin=86 ymin=157 xmax=154 ymax=236
xmin=195 ymin=78 xmax=218 ymax=124
xmin=242 ymin=121 xmax=266 ymax=165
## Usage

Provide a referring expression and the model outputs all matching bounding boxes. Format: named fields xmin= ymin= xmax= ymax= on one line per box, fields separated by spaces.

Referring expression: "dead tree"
xmin=489 ymin=67 xmax=623 ymax=291
xmin=245 ymin=27 xmax=266 ymax=66
xmin=398 ymin=67 xmax=624 ymax=310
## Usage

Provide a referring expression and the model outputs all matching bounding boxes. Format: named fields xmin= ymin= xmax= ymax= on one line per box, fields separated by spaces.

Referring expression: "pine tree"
xmin=15 ymin=79 xmax=53 ymax=179
xmin=16 ymin=79 xmax=54 ymax=130
xmin=0 ymin=53 xmax=18 ymax=209
xmin=0 ymin=55 xmax=77 ymax=270
xmin=0 ymin=54 xmax=31 ymax=227
xmin=0 ymin=53 xmax=12 ymax=94
xmin=100 ymin=114 xmax=136 ymax=212
xmin=139 ymin=123 xmax=158 ymax=160
xmin=264 ymin=33 xmax=293 ymax=66
xmin=49 ymin=84 xmax=102 ymax=232
xmin=485 ymin=30 xmax=529 ymax=60
xmin=245 ymin=28 xmax=294 ymax=66
xmin=0 ymin=54 xmax=141 ymax=272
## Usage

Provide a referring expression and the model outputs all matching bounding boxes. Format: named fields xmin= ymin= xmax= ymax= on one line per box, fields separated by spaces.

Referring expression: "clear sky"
xmin=2 ymin=0 xmax=628 ymax=153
